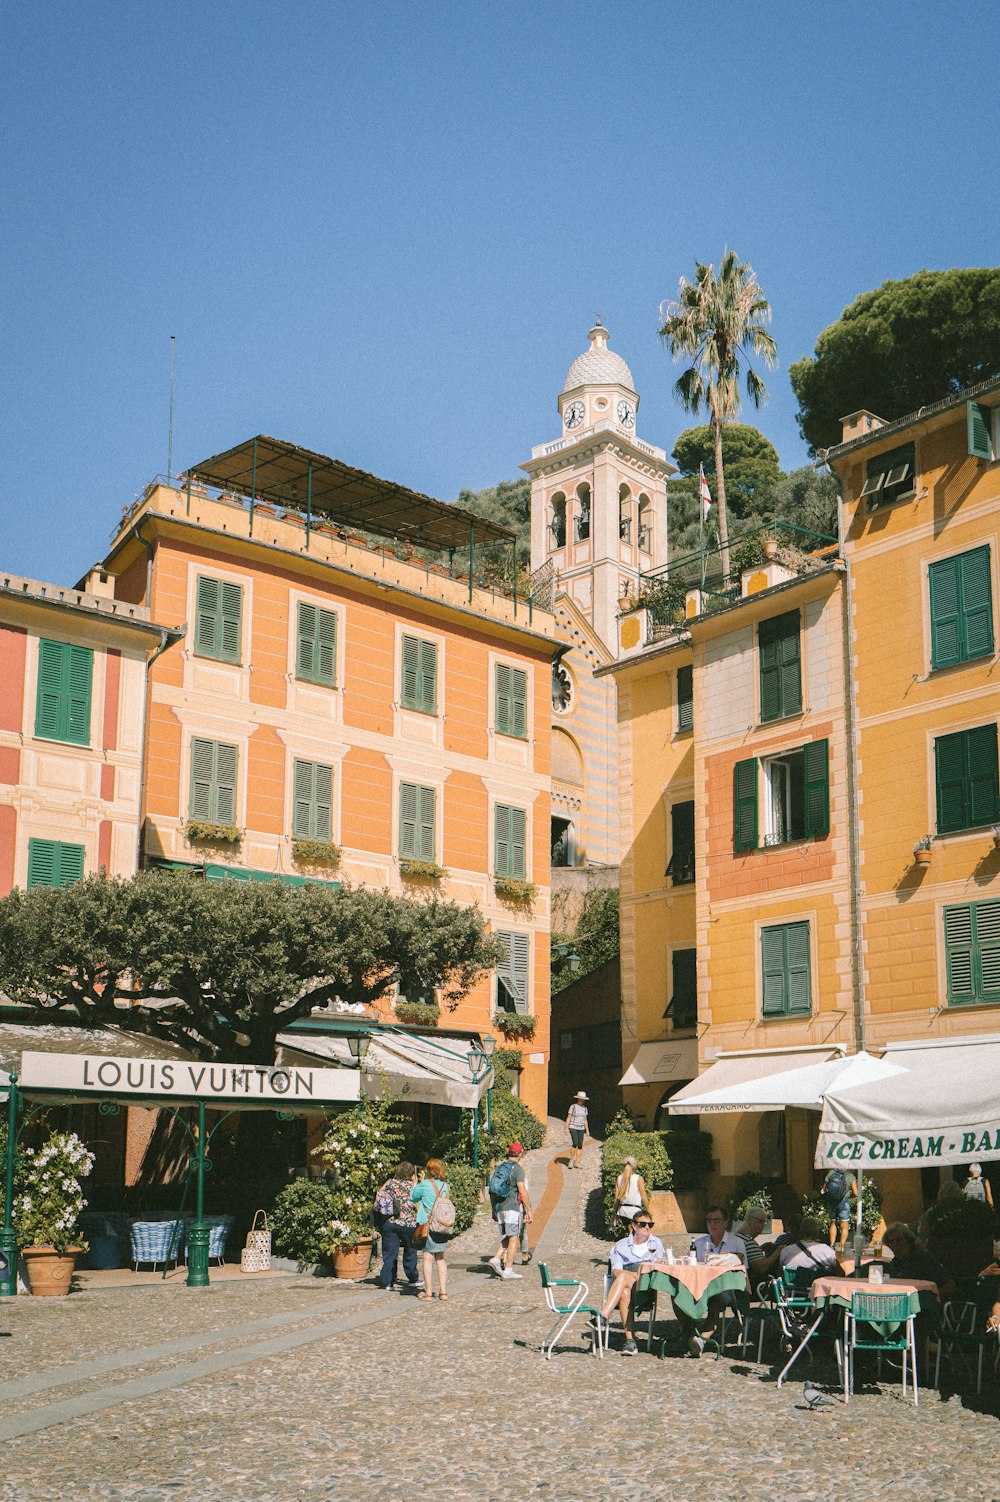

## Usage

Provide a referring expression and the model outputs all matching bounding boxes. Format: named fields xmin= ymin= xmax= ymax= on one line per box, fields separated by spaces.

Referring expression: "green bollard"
xmin=0 ymin=1228 xmax=17 ymax=1299
xmin=186 ymin=1224 xmax=210 ymax=1288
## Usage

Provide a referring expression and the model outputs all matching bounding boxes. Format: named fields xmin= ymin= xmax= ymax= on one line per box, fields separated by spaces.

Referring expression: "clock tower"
xmin=523 ymin=321 xmax=675 ymax=652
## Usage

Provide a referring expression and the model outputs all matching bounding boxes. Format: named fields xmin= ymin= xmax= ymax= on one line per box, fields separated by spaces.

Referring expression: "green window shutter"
xmin=401 ymin=636 xmax=419 ymax=708
xmin=929 ymin=556 xmax=962 ymax=669
xmin=935 ymin=731 xmax=969 ymax=833
xmin=785 ymin=921 xmax=812 ymax=1013
xmin=213 ymin=742 xmax=238 ymax=825
xmin=65 ymin=645 xmax=93 ymax=745
xmin=419 ymin=640 xmax=437 ymax=714
xmin=761 ymin=926 xmax=788 ymax=1016
xmin=778 ymin=613 xmax=802 ymax=716
xmin=677 ymin=664 xmax=693 ymax=732
xmin=944 ymin=903 xmax=977 ymax=1004
xmin=399 ymin=782 xmax=418 ymax=857
xmin=802 ymin=738 xmax=830 ymax=838
xmin=511 ymin=668 xmax=527 ymax=739
xmin=959 ymin=546 xmax=994 ymax=662
xmin=758 ymin=626 xmax=781 ymax=723
xmin=219 ymin=583 xmax=243 ymax=663
xmin=195 ymin=576 xmax=221 ymax=657
xmin=668 ymin=800 xmax=695 ymax=883
xmin=316 ymin=607 xmax=337 ymax=686
xmin=967 ymin=724 xmax=1000 ymax=827
xmin=297 ymin=604 xmax=337 ymax=686
xmin=733 ymin=757 xmax=758 ymax=851
xmin=189 ymin=738 xmax=216 ymax=821
xmin=495 ymin=664 xmax=511 ymax=735
xmin=668 ymin=948 xmax=697 ymax=1027
xmin=296 ymin=603 xmax=317 ymax=681
xmin=292 ymin=759 xmax=313 ymax=839
xmin=417 ymin=785 xmax=436 ymax=861
xmin=35 ymin=640 xmax=67 ymax=740
xmin=496 ymin=931 xmax=514 ymax=1009
xmin=759 ymin=611 xmax=801 ymax=721
xmin=968 ymin=400 xmax=993 ymax=460
xmin=314 ymin=762 xmax=333 ymax=842
xmin=495 ymin=804 xmax=511 ymax=875
xmin=511 ymin=932 xmax=529 ymax=1013
xmin=975 ymin=899 xmax=1000 ymax=1002
xmin=510 ymin=807 xmax=526 ymax=879
xmin=27 ymin=839 xmax=84 ymax=890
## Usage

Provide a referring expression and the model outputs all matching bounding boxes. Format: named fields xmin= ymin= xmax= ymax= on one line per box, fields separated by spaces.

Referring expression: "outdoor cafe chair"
xmin=844 ymin=1290 xmax=918 ymax=1405
xmin=601 ymin=1263 xmax=658 ymax=1352
xmin=183 ymin=1215 xmax=233 ymax=1267
xmin=934 ymin=1282 xmax=999 ymax=1396
xmin=539 ymin=1262 xmax=606 ymax=1359
xmin=741 ymin=1278 xmax=783 ymax=1363
xmin=130 ymin=1219 xmax=185 ymax=1271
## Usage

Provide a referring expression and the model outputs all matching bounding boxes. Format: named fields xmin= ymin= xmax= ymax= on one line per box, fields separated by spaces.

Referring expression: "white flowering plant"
xmin=316 ymin=1098 xmax=406 ymax=1247
xmin=14 ymin=1128 xmax=95 ymax=1253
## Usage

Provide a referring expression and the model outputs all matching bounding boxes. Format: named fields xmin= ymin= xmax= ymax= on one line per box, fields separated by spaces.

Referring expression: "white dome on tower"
xmin=562 ymin=322 xmax=636 ymax=396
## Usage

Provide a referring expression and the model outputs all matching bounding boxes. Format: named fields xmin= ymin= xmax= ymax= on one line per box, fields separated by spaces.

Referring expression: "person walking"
xmin=488 ymin=1143 xmax=532 ymax=1280
xmin=821 ymin=1165 xmax=857 ymax=1251
xmin=374 ymin=1161 xmax=422 ymax=1291
xmin=613 ymin=1157 xmax=651 ymax=1227
xmin=566 ymin=1092 xmax=589 ymax=1170
xmin=410 ymin=1158 xmax=452 ymax=1301
xmin=964 ymin=1163 xmax=994 ymax=1208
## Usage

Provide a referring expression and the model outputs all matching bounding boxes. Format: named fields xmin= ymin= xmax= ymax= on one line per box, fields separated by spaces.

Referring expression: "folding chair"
xmin=934 ymin=1282 xmax=998 ymax=1395
xmin=539 ymin=1263 xmax=606 ymax=1359
xmin=602 ymin=1263 xmax=658 ymax=1352
xmin=845 ymin=1290 xmax=918 ymax=1405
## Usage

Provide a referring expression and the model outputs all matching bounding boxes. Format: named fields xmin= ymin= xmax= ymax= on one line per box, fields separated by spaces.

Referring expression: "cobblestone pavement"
xmin=1 ymin=1129 xmax=997 ymax=1502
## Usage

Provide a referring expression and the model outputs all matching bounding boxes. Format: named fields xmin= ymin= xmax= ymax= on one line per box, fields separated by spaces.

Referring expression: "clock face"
xmin=617 ymin=400 xmax=635 ymax=429
xmin=564 ymin=400 xmax=585 ymax=430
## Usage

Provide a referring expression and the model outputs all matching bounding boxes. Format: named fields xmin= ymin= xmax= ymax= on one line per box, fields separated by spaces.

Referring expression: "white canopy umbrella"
xmin=667 ymin=1046 xmax=903 ymax=1114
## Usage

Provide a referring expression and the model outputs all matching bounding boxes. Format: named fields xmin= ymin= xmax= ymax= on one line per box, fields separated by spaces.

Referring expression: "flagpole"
xmin=699 ymin=465 xmax=706 ymax=595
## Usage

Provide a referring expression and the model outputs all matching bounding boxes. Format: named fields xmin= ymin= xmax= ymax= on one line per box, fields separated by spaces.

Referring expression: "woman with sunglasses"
xmin=599 ymin=1213 xmax=666 ymax=1355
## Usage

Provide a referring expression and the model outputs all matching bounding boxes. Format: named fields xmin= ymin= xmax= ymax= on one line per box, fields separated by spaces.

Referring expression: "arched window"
xmin=550 ymin=493 xmax=567 ymax=550
xmin=638 ymin=494 xmax=652 ymax=553
xmin=575 ymin=483 xmax=591 ymax=542
xmin=618 ymin=484 xmax=632 ymax=543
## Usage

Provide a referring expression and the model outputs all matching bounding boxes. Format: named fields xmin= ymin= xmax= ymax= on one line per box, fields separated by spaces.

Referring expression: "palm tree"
xmin=659 ymin=252 xmax=777 ymax=578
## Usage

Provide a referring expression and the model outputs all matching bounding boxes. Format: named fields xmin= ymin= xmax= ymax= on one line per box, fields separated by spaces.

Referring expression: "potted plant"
xmin=494 ymin=876 xmax=538 ymax=908
xmin=491 ymin=1010 xmax=536 ymax=1041
xmin=291 ymin=838 xmax=342 ymax=869
xmin=317 ymin=1099 xmax=406 ymax=1279
xmin=14 ymin=1129 xmax=94 ymax=1295
xmin=186 ymin=819 xmax=242 ymax=846
xmin=913 ymin=835 xmax=933 ymax=867
xmin=992 ymin=825 xmax=1000 ymax=852
xmin=762 ymin=534 xmax=780 ymax=560
xmin=399 ymin=858 xmax=446 ymax=881
xmin=394 ymin=998 xmax=441 ymax=1027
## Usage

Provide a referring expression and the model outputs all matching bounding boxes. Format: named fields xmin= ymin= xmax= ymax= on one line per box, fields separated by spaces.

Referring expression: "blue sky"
xmin=5 ymin=1 xmax=998 ymax=585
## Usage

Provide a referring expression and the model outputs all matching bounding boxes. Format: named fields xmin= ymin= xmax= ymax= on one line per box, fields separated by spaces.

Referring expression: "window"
xmin=761 ymin=921 xmax=812 ymax=1017
xmin=400 ymin=635 xmax=438 ymax=714
xmin=666 ymin=800 xmax=695 ymax=884
xmin=860 ymin=442 xmax=916 ymax=511
xmin=495 ymin=663 xmax=527 ymax=739
xmin=574 ymin=485 xmax=591 ymax=542
xmin=967 ymin=400 xmax=995 ymax=462
xmin=292 ymin=759 xmax=333 ymax=841
xmin=26 ymin=838 xmax=85 ymax=890
xmin=494 ymin=804 xmax=526 ymax=879
xmin=556 ymin=1022 xmax=621 ymax=1073
xmin=758 ymin=610 xmax=801 ymax=722
xmin=189 ymin=738 xmax=238 ymax=825
xmin=734 ymin=740 xmax=829 ymax=851
xmin=552 ymin=660 xmax=573 ymax=714
xmin=194 ymin=575 xmax=243 ymax=664
xmin=296 ymin=601 xmax=337 ymax=687
xmin=664 ymin=948 xmax=697 ymax=1029
xmin=34 ymin=640 xmax=93 ymax=746
xmin=399 ymin=782 xmax=436 ymax=861
xmin=929 ymin=547 xmax=993 ymax=669
xmin=551 ymin=816 xmax=573 ymax=868
xmin=495 ymin=930 xmax=529 ymax=1014
xmin=944 ymin=898 xmax=1000 ymax=1007
xmin=550 ymin=495 xmax=567 ymax=550
xmin=619 ymin=485 xmax=632 ymax=543
xmin=676 ymin=665 xmax=693 ymax=732
xmin=638 ymin=495 xmax=652 ymax=553
xmin=934 ymin=724 xmax=999 ymax=833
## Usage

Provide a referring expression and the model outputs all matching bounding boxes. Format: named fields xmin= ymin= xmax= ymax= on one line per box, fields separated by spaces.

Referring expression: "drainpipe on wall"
xmin=132 ymin=520 xmax=182 ymax=872
xmin=830 ymin=471 xmax=867 ymax=1054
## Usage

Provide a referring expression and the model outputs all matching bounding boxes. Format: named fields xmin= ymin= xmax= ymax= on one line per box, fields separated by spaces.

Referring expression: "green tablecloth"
xmin=637 ymin=1267 xmax=749 ymax=1322
xmin=813 ymin=1286 xmax=928 ymax=1337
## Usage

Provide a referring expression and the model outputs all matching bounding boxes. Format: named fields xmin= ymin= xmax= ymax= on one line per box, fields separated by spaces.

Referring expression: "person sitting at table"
xmin=976 ymin=1261 xmax=1000 ymax=1335
xmin=882 ymin=1222 xmax=954 ymax=1300
xmin=599 ymin=1212 xmax=666 ymax=1356
xmin=915 ymin=1178 xmax=963 ymax=1244
xmin=688 ymin=1206 xmax=747 ymax=1358
xmin=735 ymin=1205 xmax=770 ymax=1291
xmin=778 ymin=1217 xmax=839 ymax=1276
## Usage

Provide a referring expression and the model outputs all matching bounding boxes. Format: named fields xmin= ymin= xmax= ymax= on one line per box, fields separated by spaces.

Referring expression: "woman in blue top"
xmin=410 ymin=1157 xmax=450 ymax=1301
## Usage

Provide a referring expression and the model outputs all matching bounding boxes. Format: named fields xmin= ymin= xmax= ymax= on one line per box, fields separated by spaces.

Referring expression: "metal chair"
xmin=742 ymin=1278 xmax=784 ymax=1363
xmin=845 ymin=1290 xmax=918 ymax=1404
xmin=539 ymin=1263 xmax=606 ymax=1359
xmin=602 ymin=1264 xmax=658 ymax=1352
xmin=934 ymin=1282 xmax=998 ymax=1395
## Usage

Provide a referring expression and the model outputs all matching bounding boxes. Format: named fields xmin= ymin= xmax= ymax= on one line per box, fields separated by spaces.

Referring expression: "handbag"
xmin=240 ymin=1210 xmax=272 ymax=1273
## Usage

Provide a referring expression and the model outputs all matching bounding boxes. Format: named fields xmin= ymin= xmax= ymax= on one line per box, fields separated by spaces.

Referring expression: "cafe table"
xmin=636 ymin=1261 xmax=750 ymax=1351
xmin=776 ymin=1274 xmax=939 ymax=1387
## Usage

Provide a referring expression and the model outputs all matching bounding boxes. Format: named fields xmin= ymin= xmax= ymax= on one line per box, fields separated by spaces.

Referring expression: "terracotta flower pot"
xmin=23 ymin=1246 xmax=81 ymax=1296
xmin=763 ymin=537 xmax=779 ymax=560
xmin=332 ymin=1237 xmax=374 ymax=1279
xmin=914 ymin=848 xmax=932 ymax=867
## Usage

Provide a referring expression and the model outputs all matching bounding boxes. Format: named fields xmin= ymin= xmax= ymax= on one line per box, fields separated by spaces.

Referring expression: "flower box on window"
xmin=494 ymin=876 xmax=538 ymax=907
xmin=186 ymin=820 xmax=242 ymax=845
xmin=292 ymin=839 xmax=342 ymax=868
xmin=399 ymin=858 xmax=446 ymax=880
xmin=492 ymin=1011 xmax=536 ymax=1040
xmin=394 ymin=999 xmax=441 ymax=1027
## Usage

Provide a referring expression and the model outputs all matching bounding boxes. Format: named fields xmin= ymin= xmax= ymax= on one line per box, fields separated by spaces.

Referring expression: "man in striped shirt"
xmin=735 ymin=1205 xmax=769 ymax=1291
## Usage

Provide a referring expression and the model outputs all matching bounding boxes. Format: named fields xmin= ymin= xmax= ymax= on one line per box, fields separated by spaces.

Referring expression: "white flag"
xmin=699 ymin=465 xmax=713 ymax=519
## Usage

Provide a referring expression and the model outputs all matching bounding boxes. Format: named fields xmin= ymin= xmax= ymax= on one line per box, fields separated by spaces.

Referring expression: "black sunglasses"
xmin=633 ymin=1220 xmax=653 ymax=1228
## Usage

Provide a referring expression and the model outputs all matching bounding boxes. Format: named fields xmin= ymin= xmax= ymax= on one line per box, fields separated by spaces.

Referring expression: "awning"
xmin=277 ymin=1027 xmax=494 ymax=1110
xmin=667 ymin=1045 xmax=858 ymax=1115
xmin=186 ymin=436 xmax=515 ymax=550
xmin=816 ymin=1034 xmax=1000 ymax=1169
xmin=148 ymin=858 xmax=338 ymax=889
xmin=619 ymin=1038 xmax=699 ymax=1088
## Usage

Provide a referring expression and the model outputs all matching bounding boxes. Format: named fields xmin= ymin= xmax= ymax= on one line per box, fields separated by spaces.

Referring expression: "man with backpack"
xmin=822 ymin=1165 xmax=857 ymax=1251
xmin=488 ymin=1142 xmax=533 ymax=1280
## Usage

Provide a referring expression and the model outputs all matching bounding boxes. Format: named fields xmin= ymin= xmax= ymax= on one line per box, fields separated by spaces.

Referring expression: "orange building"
xmin=99 ymin=440 xmax=557 ymax=1118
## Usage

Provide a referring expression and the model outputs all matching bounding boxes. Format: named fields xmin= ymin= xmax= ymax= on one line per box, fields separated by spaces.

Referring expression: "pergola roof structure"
xmin=186 ymin=435 xmax=515 ymax=551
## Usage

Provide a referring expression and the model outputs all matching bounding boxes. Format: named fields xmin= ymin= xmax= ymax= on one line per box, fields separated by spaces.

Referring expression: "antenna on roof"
xmin=167 ymin=335 xmax=176 ymax=482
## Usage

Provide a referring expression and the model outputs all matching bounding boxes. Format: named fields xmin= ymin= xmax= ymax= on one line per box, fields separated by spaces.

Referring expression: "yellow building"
xmin=611 ymin=375 xmax=1000 ymax=1219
